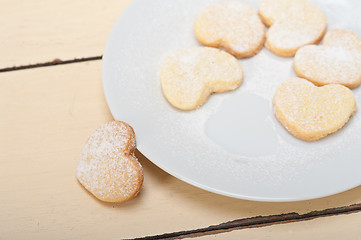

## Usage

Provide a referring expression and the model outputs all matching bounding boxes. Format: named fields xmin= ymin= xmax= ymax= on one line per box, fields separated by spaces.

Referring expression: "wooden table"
xmin=1 ymin=0 xmax=361 ymax=239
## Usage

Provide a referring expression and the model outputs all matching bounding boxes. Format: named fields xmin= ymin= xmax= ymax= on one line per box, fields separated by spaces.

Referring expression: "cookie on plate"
xmin=294 ymin=29 xmax=361 ymax=89
xmin=77 ymin=121 xmax=143 ymax=203
xmin=194 ymin=1 xmax=265 ymax=58
xmin=161 ymin=47 xmax=243 ymax=110
xmin=273 ymin=77 xmax=357 ymax=141
xmin=259 ymin=0 xmax=327 ymax=57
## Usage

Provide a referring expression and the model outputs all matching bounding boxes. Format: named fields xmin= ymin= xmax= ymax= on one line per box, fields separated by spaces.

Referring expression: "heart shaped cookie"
xmin=274 ymin=78 xmax=356 ymax=141
xmin=77 ymin=121 xmax=143 ymax=202
xmin=161 ymin=47 xmax=243 ymax=110
xmin=259 ymin=0 xmax=327 ymax=57
xmin=294 ymin=29 xmax=361 ymax=89
xmin=194 ymin=1 xmax=265 ymax=58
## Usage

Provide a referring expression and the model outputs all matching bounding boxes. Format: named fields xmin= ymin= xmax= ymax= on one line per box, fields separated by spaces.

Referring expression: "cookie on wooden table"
xmin=77 ymin=121 xmax=143 ymax=203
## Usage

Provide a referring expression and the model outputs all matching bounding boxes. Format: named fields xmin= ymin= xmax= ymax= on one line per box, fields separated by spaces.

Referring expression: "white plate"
xmin=103 ymin=0 xmax=361 ymax=201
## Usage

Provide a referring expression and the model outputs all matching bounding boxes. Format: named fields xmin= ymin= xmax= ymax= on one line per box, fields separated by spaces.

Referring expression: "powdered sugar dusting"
xmin=295 ymin=29 xmax=361 ymax=88
xmin=259 ymin=0 xmax=308 ymax=27
xmin=274 ymin=78 xmax=356 ymax=140
xmin=263 ymin=0 xmax=327 ymax=55
xmin=322 ymin=29 xmax=361 ymax=51
xmin=77 ymin=121 xmax=143 ymax=202
xmin=161 ymin=47 xmax=243 ymax=110
xmin=194 ymin=1 xmax=265 ymax=57
xmin=295 ymin=46 xmax=361 ymax=87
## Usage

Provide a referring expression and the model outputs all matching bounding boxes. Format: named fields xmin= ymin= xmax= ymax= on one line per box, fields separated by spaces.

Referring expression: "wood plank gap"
xmin=130 ymin=203 xmax=361 ymax=240
xmin=0 ymin=56 xmax=102 ymax=72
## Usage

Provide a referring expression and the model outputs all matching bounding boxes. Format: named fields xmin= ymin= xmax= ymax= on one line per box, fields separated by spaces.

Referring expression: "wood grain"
xmin=135 ymin=203 xmax=361 ymax=239
xmin=0 ymin=0 xmax=131 ymax=69
xmin=0 ymin=56 xmax=102 ymax=72
xmin=1 ymin=61 xmax=361 ymax=239
xmin=193 ymin=211 xmax=361 ymax=240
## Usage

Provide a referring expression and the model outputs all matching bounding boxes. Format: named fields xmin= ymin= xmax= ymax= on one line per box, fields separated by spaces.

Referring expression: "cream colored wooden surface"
xmin=0 ymin=0 xmax=131 ymax=68
xmin=1 ymin=0 xmax=361 ymax=239
xmin=1 ymin=61 xmax=361 ymax=239
xmin=195 ymin=212 xmax=361 ymax=240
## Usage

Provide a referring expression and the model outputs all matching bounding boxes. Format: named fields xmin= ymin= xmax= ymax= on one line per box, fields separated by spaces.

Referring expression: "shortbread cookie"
xmin=259 ymin=0 xmax=327 ymax=57
xmin=274 ymin=78 xmax=356 ymax=141
xmin=161 ymin=47 xmax=243 ymax=110
xmin=294 ymin=29 xmax=361 ymax=89
xmin=194 ymin=1 xmax=265 ymax=58
xmin=77 ymin=121 xmax=143 ymax=203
